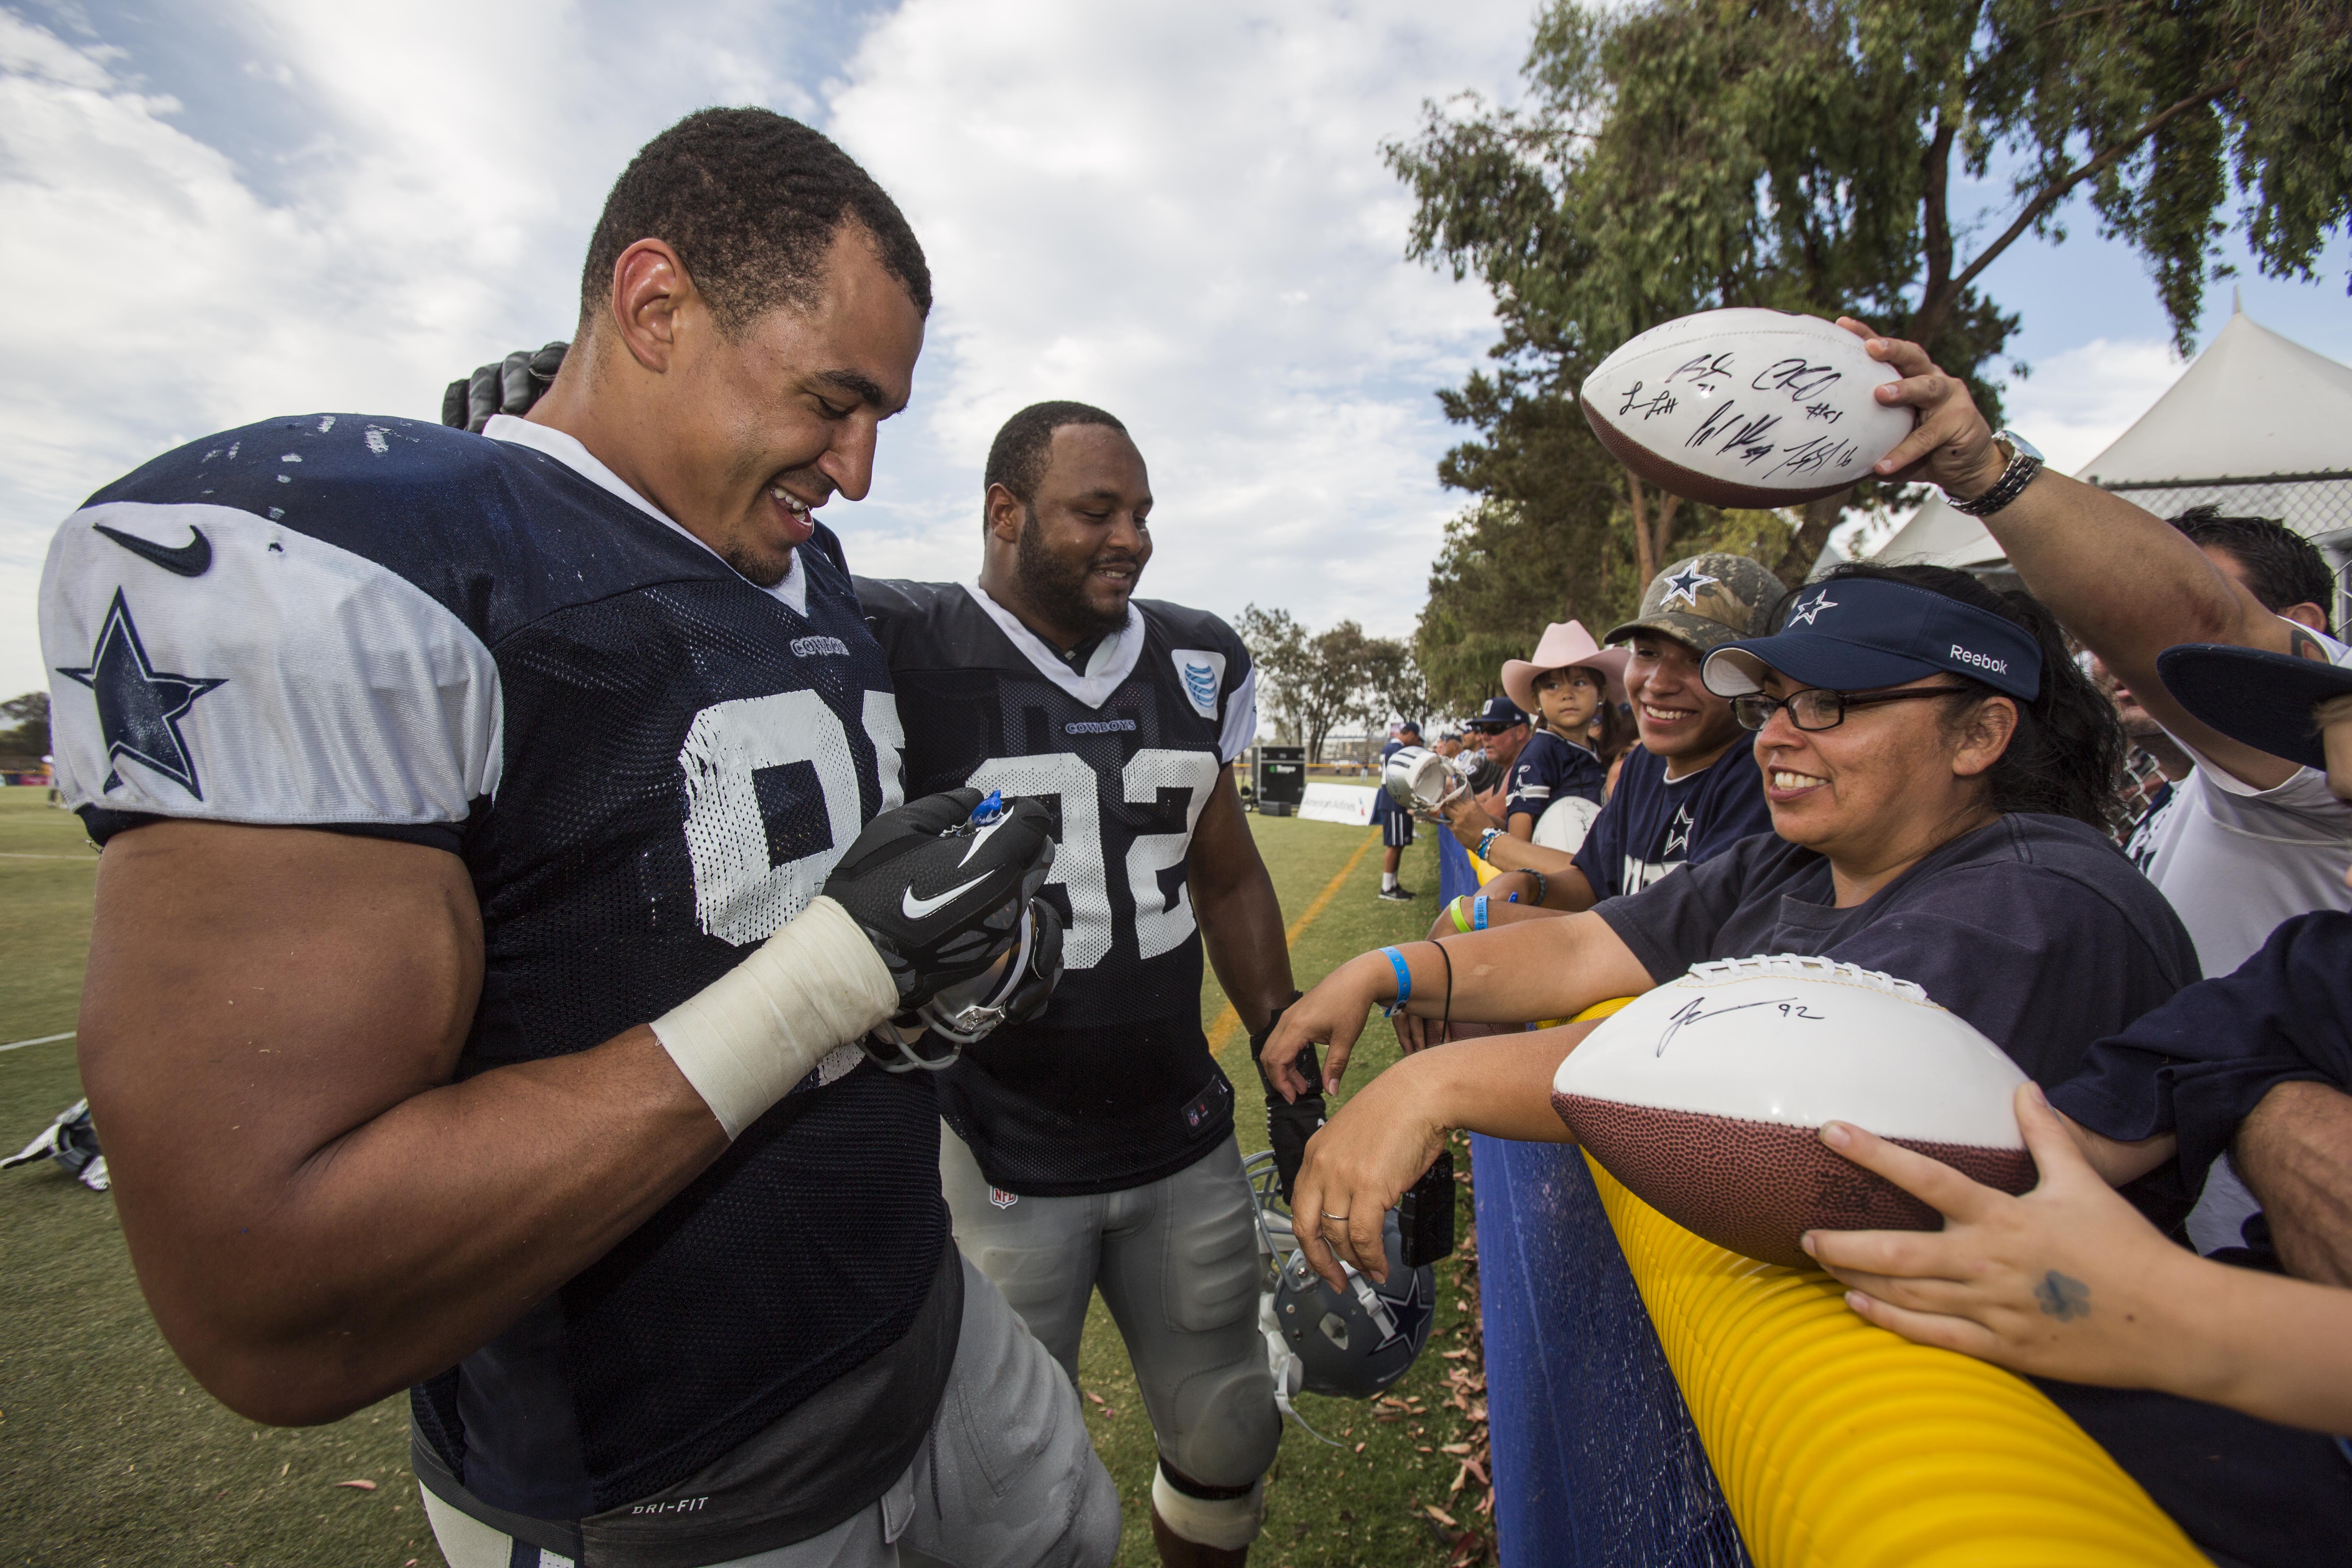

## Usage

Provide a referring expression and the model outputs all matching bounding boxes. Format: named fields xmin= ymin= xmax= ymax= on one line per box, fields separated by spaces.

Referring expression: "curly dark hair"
xmin=2169 ymin=505 xmax=2336 ymax=634
xmin=581 ymin=108 xmax=931 ymax=336
xmin=984 ymin=401 xmax=1129 ymax=504
xmin=1821 ymin=561 xmax=2125 ymax=830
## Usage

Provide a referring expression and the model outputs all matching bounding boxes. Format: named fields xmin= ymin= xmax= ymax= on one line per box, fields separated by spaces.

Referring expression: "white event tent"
xmin=1874 ymin=301 xmax=2352 ymax=595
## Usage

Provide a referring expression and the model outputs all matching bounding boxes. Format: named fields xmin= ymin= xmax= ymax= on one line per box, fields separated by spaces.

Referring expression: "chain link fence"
xmin=2095 ymin=471 xmax=2352 ymax=627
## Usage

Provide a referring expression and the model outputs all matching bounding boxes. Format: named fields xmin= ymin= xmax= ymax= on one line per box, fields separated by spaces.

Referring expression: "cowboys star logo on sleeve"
xmin=56 ymin=588 xmax=225 ymax=799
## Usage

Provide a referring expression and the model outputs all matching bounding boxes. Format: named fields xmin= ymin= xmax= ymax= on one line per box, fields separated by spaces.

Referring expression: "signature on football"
xmin=1656 ymin=994 xmax=1824 ymax=1057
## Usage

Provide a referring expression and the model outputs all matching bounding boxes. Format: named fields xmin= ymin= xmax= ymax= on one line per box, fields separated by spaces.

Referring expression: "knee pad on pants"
xmin=1165 ymin=1353 xmax=1281 ymax=1491
xmin=1153 ymin=1466 xmax=1265 ymax=1551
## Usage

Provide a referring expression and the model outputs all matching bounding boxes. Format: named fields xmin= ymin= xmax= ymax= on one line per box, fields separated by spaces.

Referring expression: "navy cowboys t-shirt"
xmin=858 ymin=579 xmax=1258 ymax=1196
xmin=1594 ymin=813 xmax=2197 ymax=1085
xmin=1571 ymin=743 xmax=1773 ymax=900
xmin=38 ymin=413 xmax=955 ymax=1559
xmin=1506 ymin=729 xmax=1607 ymax=824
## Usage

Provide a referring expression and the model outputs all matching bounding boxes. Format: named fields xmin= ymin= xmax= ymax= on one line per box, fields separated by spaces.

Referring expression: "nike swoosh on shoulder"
xmin=93 ymin=523 xmax=212 ymax=578
xmin=903 ymin=873 xmax=990 ymax=920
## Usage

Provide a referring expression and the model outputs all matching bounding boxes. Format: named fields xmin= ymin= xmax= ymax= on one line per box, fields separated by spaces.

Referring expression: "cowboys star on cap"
xmin=1787 ymin=590 xmax=1838 ymax=627
xmin=56 ymin=588 xmax=226 ymax=800
xmin=1660 ymin=565 xmax=1719 ymax=608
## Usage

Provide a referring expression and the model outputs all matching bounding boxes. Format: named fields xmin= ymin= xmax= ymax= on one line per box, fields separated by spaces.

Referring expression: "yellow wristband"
xmin=1450 ymin=896 xmax=1473 ymax=934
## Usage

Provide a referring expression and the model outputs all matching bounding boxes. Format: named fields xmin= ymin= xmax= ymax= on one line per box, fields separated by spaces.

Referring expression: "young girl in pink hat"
xmin=1498 ymin=621 xmax=1631 ymax=847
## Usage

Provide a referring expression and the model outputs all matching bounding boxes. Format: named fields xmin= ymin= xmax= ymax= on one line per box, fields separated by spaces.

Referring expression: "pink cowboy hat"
xmin=1502 ymin=620 xmax=1630 ymax=715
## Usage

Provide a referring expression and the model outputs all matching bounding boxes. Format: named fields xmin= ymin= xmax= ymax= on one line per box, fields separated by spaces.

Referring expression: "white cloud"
xmin=0 ymin=0 xmax=1527 ymax=702
xmin=808 ymin=0 xmax=1529 ymax=631
xmin=2001 ymin=336 xmax=2188 ymax=478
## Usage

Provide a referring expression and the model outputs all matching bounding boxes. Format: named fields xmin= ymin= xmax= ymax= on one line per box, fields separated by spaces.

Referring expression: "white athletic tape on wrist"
xmin=1151 ymin=1471 xmax=1264 ymax=1550
xmin=650 ymin=896 xmax=898 ymax=1139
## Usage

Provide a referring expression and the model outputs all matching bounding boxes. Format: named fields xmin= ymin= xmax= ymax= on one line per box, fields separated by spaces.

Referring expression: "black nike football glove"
xmin=441 ymin=341 xmax=569 ymax=433
xmin=1252 ymin=994 xmax=1322 ymax=1205
xmin=821 ymin=787 xmax=1057 ymax=1013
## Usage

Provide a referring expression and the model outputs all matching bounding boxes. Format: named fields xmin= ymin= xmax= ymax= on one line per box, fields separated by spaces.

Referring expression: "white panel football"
xmin=1551 ymin=954 xmax=2034 ymax=1269
xmin=1578 ymin=309 xmax=1915 ymax=507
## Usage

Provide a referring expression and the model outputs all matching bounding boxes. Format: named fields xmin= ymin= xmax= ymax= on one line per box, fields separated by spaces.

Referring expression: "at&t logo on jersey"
xmin=1172 ymin=648 xmax=1225 ymax=719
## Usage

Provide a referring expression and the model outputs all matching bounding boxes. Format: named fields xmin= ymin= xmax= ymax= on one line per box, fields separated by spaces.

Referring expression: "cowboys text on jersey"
xmin=858 ymin=577 xmax=1257 ymax=1195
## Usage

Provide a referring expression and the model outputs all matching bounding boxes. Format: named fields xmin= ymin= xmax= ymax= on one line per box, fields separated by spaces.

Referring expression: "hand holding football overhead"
xmin=1835 ymin=319 xmax=2009 ymax=500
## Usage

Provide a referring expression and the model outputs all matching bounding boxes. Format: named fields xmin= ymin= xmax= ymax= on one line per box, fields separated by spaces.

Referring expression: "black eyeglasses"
xmin=1730 ymin=684 xmax=1975 ymax=733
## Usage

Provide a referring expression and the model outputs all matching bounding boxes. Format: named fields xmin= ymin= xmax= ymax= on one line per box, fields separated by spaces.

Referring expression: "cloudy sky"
xmin=3 ymin=0 xmax=2345 ymax=704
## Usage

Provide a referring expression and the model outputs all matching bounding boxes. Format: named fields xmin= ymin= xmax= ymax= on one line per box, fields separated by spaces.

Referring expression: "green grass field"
xmin=0 ymin=786 xmax=1474 ymax=1565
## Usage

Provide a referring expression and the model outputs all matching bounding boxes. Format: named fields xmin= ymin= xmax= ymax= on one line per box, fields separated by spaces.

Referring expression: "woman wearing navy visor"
xmin=1260 ymin=561 xmax=2195 ymax=1146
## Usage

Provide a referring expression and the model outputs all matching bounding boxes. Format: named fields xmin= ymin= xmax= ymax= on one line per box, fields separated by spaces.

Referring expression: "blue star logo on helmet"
xmin=1171 ymin=649 xmax=1226 ymax=718
xmin=1788 ymin=590 xmax=1839 ymax=627
xmin=56 ymin=588 xmax=226 ymax=799
xmin=1661 ymin=565 xmax=1719 ymax=608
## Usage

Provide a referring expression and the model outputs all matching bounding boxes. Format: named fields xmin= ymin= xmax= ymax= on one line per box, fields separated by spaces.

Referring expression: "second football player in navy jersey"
xmin=861 ymin=403 xmax=1295 ymax=1564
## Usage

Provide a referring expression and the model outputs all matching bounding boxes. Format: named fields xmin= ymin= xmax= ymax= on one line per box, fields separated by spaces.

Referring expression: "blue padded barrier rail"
xmin=1440 ymin=831 xmax=1749 ymax=1566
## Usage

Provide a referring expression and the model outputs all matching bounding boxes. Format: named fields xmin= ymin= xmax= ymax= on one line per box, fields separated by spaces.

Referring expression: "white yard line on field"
xmin=1 ymin=1032 xmax=76 ymax=1054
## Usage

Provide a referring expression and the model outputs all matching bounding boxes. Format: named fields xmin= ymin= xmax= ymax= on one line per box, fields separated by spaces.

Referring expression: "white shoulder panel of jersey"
xmin=1217 ymin=662 xmax=1258 ymax=765
xmin=39 ymin=501 xmax=503 ymax=826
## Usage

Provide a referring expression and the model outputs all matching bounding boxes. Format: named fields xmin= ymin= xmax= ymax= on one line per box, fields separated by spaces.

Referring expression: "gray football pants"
xmin=422 ymin=1255 xmax=1118 ymax=1568
xmin=938 ymin=1129 xmax=1281 ymax=1495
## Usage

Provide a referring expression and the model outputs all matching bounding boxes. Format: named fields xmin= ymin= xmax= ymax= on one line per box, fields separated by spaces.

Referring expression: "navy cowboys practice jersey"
xmin=38 ymin=414 xmax=954 ymax=1532
xmin=857 ymin=580 xmax=1257 ymax=1195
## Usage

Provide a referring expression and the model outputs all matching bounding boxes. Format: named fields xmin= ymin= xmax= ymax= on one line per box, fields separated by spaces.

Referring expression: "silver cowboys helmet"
xmin=1246 ymin=1151 xmax=1436 ymax=1415
xmin=1382 ymin=746 xmax=1501 ymax=815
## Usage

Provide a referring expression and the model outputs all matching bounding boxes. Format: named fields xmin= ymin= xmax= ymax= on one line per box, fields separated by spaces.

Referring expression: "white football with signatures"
xmin=1578 ymin=309 xmax=1916 ymax=508
xmin=1551 ymin=954 xmax=2035 ymax=1269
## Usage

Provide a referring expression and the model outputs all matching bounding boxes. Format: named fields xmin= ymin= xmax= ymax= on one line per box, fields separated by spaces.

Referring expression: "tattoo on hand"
xmin=2034 ymin=1270 xmax=2091 ymax=1321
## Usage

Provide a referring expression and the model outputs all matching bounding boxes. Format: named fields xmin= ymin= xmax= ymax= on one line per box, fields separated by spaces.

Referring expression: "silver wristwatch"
xmin=1948 ymin=429 xmax=2044 ymax=517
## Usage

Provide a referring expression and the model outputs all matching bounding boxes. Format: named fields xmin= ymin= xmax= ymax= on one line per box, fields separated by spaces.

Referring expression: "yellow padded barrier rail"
xmin=1565 ymin=996 xmax=2204 ymax=1568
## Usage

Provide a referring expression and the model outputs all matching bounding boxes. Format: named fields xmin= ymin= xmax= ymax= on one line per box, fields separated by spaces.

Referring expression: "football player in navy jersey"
xmin=42 ymin=110 xmax=1116 ymax=1568
xmin=856 ymin=403 xmax=1298 ymax=1566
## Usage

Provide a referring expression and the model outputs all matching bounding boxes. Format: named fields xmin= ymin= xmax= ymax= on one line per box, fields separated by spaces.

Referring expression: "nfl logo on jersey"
xmin=1172 ymin=649 xmax=1224 ymax=719
xmin=988 ymin=1187 xmax=1019 ymax=1209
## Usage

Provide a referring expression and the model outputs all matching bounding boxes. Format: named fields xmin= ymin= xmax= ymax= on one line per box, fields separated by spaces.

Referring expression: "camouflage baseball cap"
xmin=1605 ymin=554 xmax=1789 ymax=653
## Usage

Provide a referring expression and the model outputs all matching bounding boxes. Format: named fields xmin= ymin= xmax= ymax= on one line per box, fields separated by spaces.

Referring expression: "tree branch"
xmin=1947 ymin=87 xmax=2225 ymax=300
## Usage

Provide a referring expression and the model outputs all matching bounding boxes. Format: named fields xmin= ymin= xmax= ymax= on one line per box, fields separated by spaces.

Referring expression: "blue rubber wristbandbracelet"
xmin=1472 ymin=894 xmax=1490 ymax=931
xmin=1381 ymin=945 xmax=1412 ymax=1017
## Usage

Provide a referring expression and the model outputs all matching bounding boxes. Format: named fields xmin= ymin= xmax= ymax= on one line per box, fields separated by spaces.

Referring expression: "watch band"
xmin=1949 ymin=431 xmax=2045 ymax=518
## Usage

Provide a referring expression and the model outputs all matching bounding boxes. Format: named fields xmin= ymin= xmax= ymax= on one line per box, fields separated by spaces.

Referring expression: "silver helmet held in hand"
xmin=1382 ymin=745 xmax=1500 ymax=814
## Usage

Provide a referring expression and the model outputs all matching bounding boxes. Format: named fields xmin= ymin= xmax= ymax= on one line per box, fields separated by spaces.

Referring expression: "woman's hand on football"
xmin=1260 ymin=957 xmax=1381 ymax=1100
xmin=1290 ymin=1063 xmax=1449 ymax=1291
xmin=1802 ymin=1083 xmax=2199 ymax=1389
